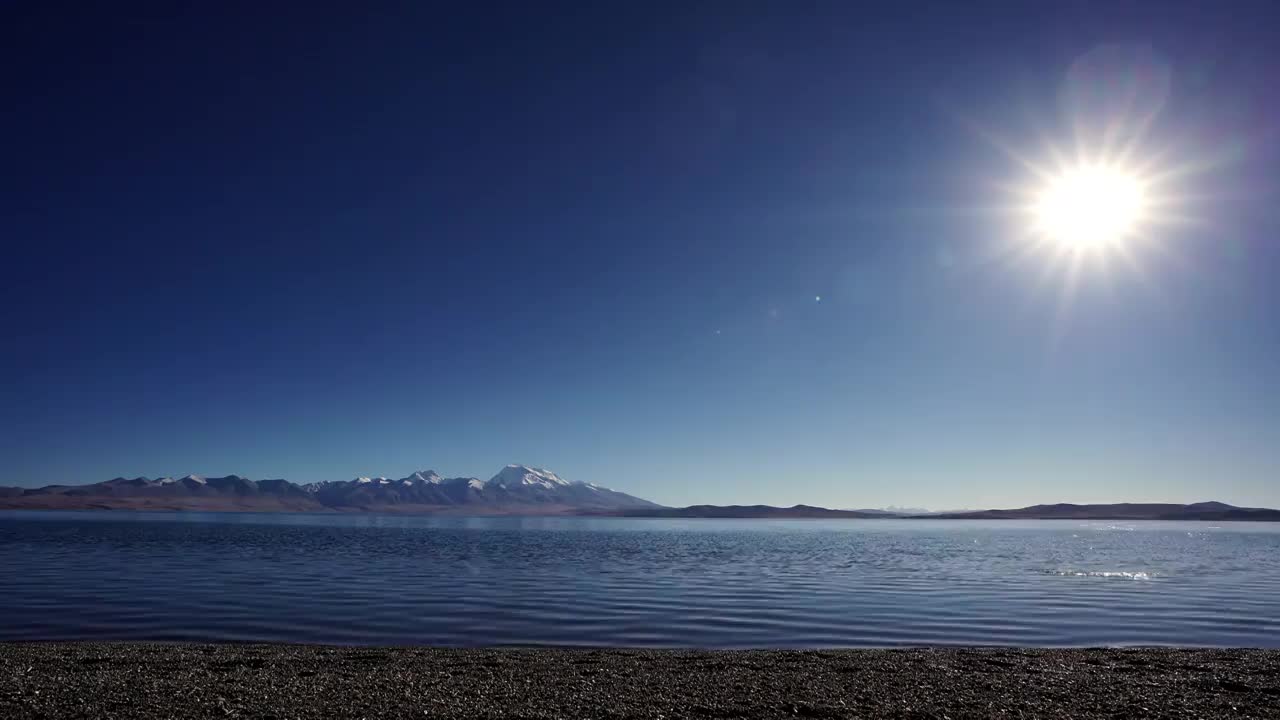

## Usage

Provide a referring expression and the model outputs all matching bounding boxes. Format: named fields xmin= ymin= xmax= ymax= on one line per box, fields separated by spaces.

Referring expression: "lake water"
xmin=1 ymin=511 xmax=1277 ymax=647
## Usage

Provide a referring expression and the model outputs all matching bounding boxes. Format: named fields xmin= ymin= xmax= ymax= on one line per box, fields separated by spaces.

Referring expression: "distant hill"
xmin=0 ymin=475 xmax=322 ymax=512
xmin=845 ymin=507 xmax=978 ymax=516
xmin=603 ymin=504 xmax=889 ymax=519
xmin=0 ymin=466 xmax=660 ymax=515
xmin=594 ymin=501 xmax=1279 ymax=521
xmin=920 ymin=502 xmax=1280 ymax=521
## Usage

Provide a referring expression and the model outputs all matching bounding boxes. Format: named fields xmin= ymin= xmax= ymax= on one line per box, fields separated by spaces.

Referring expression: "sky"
xmin=4 ymin=2 xmax=1279 ymax=509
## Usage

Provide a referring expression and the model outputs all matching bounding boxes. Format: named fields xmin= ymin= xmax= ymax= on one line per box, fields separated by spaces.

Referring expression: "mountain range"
xmin=2 ymin=470 xmax=1277 ymax=520
xmin=605 ymin=504 xmax=889 ymax=519
xmin=0 ymin=465 xmax=660 ymax=514
xmin=923 ymin=501 xmax=1280 ymax=522
xmin=594 ymin=501 xmax=1280 ymax=521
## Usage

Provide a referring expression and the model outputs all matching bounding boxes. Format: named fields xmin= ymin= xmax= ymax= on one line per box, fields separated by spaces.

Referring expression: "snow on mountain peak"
xmin=180 ymin=474 xmax=207 ymax=485
xmin=487 ymin=465 xmax=572 ymax=489
xmin=312 ymin=465 xmax=622 ymax=495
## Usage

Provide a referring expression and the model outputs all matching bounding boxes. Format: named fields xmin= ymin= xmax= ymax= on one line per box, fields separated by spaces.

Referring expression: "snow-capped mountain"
xmin=303 ymin=465 xmax=659 ymax=511
xmin=477 ymin=465 xmax=657 ymax=510
xmin=303 ymin=471 xmax=484 ymax=507
xmin=486 ymin=465 xmax=571 ymax=489
xmin=0 ymin=465 xmax=661 ymax=513
xmin=0 ymin=474 xmax=311 ymax=508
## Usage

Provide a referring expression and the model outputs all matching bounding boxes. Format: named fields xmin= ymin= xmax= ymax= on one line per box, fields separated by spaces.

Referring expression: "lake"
xmin=1 ymin=511 xmax=1277 ymax=647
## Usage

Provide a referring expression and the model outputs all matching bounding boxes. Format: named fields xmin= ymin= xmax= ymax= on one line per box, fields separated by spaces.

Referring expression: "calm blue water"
xmin=1 ymin=511 xmax=1277 ymax=647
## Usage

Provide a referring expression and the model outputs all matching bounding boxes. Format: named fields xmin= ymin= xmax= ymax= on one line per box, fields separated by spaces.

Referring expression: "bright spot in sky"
xmin=815 ymin=295 xmax=821 ymax=302
xmin=963 ymin=43 xmax=1217 ymax=342
xmin=1032 ymin=165 xmax=1146 ymax=252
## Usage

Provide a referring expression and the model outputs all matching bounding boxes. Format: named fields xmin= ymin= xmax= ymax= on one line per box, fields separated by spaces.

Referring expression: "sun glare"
xmin=1032 ymin=165 xmax=1146 ymax=252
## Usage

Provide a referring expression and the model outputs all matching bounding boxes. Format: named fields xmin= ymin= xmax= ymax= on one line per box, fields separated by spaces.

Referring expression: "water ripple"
xmin=1 ymin=512 xmax=1278 ymax=647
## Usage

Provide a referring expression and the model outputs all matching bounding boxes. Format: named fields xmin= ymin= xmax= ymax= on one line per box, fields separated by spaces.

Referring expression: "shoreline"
xmin=3 ymin=643 xmax=1279 ymax=718
xmin=4 ymin=506 xmax=1279 ymax=521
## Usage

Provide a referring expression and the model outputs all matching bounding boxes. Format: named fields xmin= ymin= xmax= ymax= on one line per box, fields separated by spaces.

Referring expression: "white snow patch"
xmin=487 ymin=465 xmax=573 ymax=490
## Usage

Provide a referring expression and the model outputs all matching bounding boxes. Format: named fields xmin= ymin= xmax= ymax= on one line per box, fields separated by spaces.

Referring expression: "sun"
xmin=1032 ymin=165 xmax=1147 ymax=252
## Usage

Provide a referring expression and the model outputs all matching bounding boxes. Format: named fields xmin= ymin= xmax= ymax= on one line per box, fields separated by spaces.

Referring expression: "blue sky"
xmin=3 ymin=2 xmax=1278 ymax=508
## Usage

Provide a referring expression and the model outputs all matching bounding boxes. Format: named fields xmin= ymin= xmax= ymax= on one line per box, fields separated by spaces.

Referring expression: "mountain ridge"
xmin=919 ymin=501 xmax=1280 ymax=521
xmin=0 ymin=465 xmax=660 ymax=514
xmin=2 ymin=478 xmax=1277 ymax=520
xmin=603 ymin=501 xmax=1280 ymax=520
xmin=602 ymin=504 xmax=890 ymax=519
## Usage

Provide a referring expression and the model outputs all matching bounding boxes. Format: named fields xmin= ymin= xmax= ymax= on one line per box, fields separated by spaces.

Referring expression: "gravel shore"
xmin=3 ymin=643 xmax=1279 ymax=719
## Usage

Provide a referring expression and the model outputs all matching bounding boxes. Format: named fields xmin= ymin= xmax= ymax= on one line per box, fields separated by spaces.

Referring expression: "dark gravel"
xmin=3 ymin=643 xmax=1279 ymax=719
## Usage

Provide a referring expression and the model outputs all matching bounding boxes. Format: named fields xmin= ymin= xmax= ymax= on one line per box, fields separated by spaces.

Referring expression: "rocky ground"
xmin=2 ymin=643 xmax=1279 ymax=718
